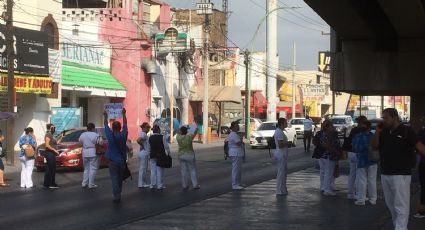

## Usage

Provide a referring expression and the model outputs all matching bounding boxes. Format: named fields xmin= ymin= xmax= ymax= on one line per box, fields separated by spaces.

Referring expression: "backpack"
xmin=224 ymin=139 xmax=229 ymax=160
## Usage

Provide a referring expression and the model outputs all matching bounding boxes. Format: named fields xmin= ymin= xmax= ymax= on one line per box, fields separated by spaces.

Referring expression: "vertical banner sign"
xmin=318 ymin=51 xmax=331 ymax=73
xmin=104 ymin=103 xmax=124 ymax=119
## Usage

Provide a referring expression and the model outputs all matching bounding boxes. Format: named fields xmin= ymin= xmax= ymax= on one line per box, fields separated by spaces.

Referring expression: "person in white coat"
xmin=137 ymin=122 xmax=151 ymax=188
xmin=228 ymin=121 xmax=244 ymax=190
xmin=274 ymin=118 xmax=290 ymax=196
xmin=79 ymin=123 xmax=100 ymax=189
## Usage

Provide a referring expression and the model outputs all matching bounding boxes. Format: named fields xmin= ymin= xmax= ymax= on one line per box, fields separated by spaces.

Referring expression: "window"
xmin=44 ymin=23 xmax=55 ymax=49
xmin=258 ymin=123 xmax=277 ymax=131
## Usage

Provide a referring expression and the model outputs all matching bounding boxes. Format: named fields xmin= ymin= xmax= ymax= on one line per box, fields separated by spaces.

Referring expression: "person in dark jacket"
xmin=414 ymin=114 xmax=425 ymax=219
xmin=149 ymin=125 xmax=170 ymax=190
xmin=0 ymin=129 xmax=9 ymax=187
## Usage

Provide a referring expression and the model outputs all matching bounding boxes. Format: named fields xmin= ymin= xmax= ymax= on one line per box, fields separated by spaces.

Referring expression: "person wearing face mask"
xmin=42 ymin=123 xmax=60 ymax=189
xmin=137 ymin=122 xmax=151 ymax=188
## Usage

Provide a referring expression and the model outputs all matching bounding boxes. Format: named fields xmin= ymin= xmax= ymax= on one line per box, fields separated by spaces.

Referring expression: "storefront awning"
xmin=189 ymin=85 xmax=242 ymax=104
xmin=62 ymin=61 xmax=126 ymax=98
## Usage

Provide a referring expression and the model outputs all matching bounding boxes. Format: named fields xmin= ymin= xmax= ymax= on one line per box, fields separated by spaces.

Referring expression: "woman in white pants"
xmin=274 ymin=118 xmax=290 ymax=196
xmin=176 ymin=126 xmax=200 ymax=190
xmin=137 ymin=122 xmax=151 ymax=188
xmin=352 ymin=121 xmax=377 ymax=205
xmin=149 ymin=125 xmax=170 ymax=190
xmin=320 ymin=121 xmax=340 ymax=196
xmin=18 ymin=127 xmax=37 ymax=189
xmin=228 ymin=121 xmax=245 ymax=190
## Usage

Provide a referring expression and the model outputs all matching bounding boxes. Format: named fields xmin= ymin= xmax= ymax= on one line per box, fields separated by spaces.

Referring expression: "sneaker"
xmin=88 ymin=185 xmax=98 ymax=189
xmin=157 ymin=186 xmax=166 ymax=190
xmin=355 ymin=200 xmax=366 ymax=206
xmin=48 ymin=185 xmax=60 ymax=189
xmin=232 ymin=185 xmax=244 ymax=190
xmin=150 ymin=185 xmax=156 ymax=190
xmin=347 ymin=194 xmax=356 ymax=200
xmin=193 ymin=185 xmax=201 ymax=190
xmin=82 ymin=185 xmax=88 ymax=189
xmin=323 ymin=191 xmax=336 ymax=196
xmin=413 ymin=211 xmax=425 ymax=219
xmin=368 ymin=200 xmax=377 ymax=205
xmin=276 ymin=192 xmax=288 ymax=196
xmin=142 ymin=185 xmax=150 ymax=188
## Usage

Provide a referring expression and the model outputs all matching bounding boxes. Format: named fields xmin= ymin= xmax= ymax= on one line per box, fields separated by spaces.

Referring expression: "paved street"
xmin=0 ymin=143 xmax=424 ymax=230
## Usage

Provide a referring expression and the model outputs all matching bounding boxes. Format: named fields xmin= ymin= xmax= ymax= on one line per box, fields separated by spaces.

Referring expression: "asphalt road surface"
xmin=0 ymin=143 xmax=315 ymax=230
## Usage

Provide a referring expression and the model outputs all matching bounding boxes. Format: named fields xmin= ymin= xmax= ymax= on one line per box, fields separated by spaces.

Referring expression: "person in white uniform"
xmin=137 ymin=122 xmax=151 ymax=188
xmin=371 ymin=108 xmax=425 ymax=230
xmin=79 ymin=123 xmax=100 ymax=189
xmin=274 ymin=118 xmax=290 ymax=196
xmin=228 ymin=121 xmax=244 ymax=190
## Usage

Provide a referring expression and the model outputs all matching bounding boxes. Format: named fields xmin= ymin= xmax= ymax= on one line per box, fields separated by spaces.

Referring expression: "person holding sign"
xmin=104 ymin=108 xmax=128 ymax=204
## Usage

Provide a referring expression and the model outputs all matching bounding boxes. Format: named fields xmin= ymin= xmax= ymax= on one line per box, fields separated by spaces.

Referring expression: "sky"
xmin=162 ymin=0 xmax=330 ymax=70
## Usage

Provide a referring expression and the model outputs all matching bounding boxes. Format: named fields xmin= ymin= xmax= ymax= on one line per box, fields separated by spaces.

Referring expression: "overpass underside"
xmin=305 ymin=0 xmax=425 ymax=128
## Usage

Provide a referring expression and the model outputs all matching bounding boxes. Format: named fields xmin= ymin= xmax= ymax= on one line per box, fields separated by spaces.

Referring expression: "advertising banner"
xmin=51 ymin=107 xmax=82 ymax=135
xmin=0 ymin=74 xmax=52 ymax=94
xmin=0 ymin=24 xmax=49 ymax=75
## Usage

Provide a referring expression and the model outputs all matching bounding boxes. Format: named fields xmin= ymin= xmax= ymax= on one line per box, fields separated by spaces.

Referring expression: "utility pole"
xmin=266 ymin=0 xmax=277 ymax=121
xmin=292 ymin=42 xmax=296 ymax=119
xmin=6 ymin=0 xmax=15 ymax=165
xmin=197 ymin=0 xmax=213 ymax=144
xmin=169 ymin=54 xmax=174 ymax=143
xmin=244 ymin=50 xmax=251 ymax=138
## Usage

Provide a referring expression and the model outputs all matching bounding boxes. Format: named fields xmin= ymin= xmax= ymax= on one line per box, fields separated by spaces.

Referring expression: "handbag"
xmin=112 ymin=133 xmax=132 ymax=181
xmin=23 ymin=144 xmax=35 ymax=158
xmin=157 ymin=152 xmax=172 ymax=168
xmin=95 ymin=136 xmax=105 ymax=156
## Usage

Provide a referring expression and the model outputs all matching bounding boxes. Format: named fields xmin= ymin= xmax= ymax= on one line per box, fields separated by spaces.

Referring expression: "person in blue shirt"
xmin=104 ymin=108 xmax=128 ymax=204
xmin=352 ymin=121 xmax=377 ymax=206
xmin=19 ymin=127 xmax=37 ymax=189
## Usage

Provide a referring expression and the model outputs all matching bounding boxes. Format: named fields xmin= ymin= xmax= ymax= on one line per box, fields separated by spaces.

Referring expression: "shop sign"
xmin=155 ymin=27 xmax=188 ymax=55
xmin=301 ymin=84 xmax=326 ymax=97
xmin=0 ymin=74 xmax=52 ymax=94
xmin=61 ymin=39 xmax=111 ymax=70
xmin=0 ymin=24 xmax=49 ymax=75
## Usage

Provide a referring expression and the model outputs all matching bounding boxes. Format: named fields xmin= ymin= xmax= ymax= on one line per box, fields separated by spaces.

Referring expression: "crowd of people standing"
xmin=1 ymin=107 xmax=425 ymax=230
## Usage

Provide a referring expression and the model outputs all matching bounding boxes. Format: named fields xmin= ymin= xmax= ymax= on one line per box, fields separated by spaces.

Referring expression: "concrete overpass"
xmin=304 ymin=0 xmax=425 ymax=128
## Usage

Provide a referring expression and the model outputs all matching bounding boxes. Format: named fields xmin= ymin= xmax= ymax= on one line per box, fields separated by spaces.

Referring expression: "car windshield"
xmin=257 ymin=123 xmax=277 ymax=131
xmin=290 ymin=119 xmax=304 ymax=125
xmin=60 ymin=130 xmax=86 ymax=142
xmin=330 ymin=118 xmax=347 ymax=125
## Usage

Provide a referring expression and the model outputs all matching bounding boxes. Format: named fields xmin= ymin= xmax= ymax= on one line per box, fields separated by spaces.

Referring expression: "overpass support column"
xmin=410 ymin=95 xmax=425 ymax=131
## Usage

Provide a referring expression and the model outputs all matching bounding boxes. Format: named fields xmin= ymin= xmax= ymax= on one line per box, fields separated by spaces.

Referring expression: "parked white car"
xmin=289 ymin=118 xmax=317 ymax=138
xmin=249 ymin=121 xmax=297 ymax=149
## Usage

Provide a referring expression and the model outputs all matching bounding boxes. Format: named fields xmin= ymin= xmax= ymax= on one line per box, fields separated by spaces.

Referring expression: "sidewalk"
xmin=114 ymin=168 xmax=424 ymax=230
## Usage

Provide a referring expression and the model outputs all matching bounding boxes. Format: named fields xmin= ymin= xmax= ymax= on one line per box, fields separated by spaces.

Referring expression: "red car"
xmin=35 ymin=127 xmax=133 ymax=171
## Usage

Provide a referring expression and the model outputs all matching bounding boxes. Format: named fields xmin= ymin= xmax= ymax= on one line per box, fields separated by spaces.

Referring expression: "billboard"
xmin=0 ymin=24 xmax=49 ymax=75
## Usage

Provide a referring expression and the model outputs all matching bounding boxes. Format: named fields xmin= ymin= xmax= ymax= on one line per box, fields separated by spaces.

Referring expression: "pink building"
xmin=62 ymin=0 xmax=172 ymax=140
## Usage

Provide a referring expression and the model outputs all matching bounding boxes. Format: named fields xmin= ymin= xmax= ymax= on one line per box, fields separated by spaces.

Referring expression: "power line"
xmin=277 ymin=0 xmax=328 ymax=28
xmin=247 ymin=0 xmax=323 ymax=32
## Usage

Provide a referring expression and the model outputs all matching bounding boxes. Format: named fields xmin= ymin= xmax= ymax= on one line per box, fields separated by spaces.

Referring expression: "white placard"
xmin=104 ymin=103 xmax=123 ymax=119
